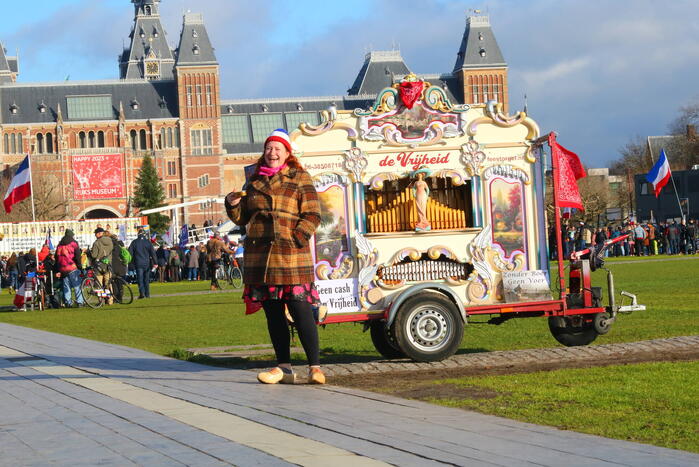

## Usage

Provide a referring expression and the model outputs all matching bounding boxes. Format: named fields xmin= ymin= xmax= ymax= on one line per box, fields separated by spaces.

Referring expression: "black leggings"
xmin=263 ymin=300 xmax=319 ymax=366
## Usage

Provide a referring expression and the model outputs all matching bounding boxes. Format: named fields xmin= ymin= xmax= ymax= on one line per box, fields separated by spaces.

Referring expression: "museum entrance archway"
xmin=82 ymin=208 xmax=119 ymax=219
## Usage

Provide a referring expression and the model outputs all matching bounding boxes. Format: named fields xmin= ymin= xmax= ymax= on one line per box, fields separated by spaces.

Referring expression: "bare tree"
xmin=610 ymin=136 xmax=650 ymax=176
xmin=0 ymin=171 xmax=68 ymax=222
xmin=577 ymin=175 xmax=610 ymax=225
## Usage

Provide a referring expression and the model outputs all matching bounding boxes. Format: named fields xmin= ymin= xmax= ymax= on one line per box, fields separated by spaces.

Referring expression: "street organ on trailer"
xmin=270 ymin=73 xmax=644 ymax=361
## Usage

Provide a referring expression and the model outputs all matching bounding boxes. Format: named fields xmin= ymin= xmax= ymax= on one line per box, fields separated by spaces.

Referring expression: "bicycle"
xmin=215 ymin=258 xmax=242 ymax=289
xmin=80 ymin=265 xmax=134 ymax=309
xmin=22 ymin=272 xmax=47 ymax=311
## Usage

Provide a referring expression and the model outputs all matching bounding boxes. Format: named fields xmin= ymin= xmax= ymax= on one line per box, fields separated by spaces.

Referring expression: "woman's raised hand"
xmin=226 ymin=189 xmax=246 ymax=206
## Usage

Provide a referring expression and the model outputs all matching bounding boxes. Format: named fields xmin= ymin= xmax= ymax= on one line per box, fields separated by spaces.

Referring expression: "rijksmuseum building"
xmin=0 ymin=0 xmax=509 ymax=225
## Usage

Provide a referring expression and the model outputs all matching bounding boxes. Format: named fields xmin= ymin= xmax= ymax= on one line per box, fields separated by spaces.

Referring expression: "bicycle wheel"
xmin=80 ymin=277 xmax=103 ymax=309
xmin=111 ymin=277 xmax=134 ymax=305
xmin=231 ymin=266 xmax=243 ymax=288
xmin=215 ymin=266 xmax=231 ymax=289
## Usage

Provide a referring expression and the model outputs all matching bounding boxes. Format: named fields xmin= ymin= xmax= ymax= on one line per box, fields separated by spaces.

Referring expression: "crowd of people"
xmin=0 ymin=226 xmax=245 ymax=307
xmin=551 ymin=218 xmax=699 ymax=259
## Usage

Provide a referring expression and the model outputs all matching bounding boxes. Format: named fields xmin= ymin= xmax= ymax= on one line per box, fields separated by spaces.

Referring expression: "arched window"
xmin=79 ymin=131 xmax=87 ymax=149
xmin=46 ymin=133 xmax=54 ymax=153
xmin=97 ymin=131 xmax=105 ymax=148
xmin=167 ymin=127 xmax=173 ymax=147
xmin=88 ymin=131 xmax=95 ymax=148
xmin=139 ymin=129 xmax=147 ymax=150
xmin=130 ymin=130 xmax=138 ymax=150
xmin=4 ymin=134 xmax=9 ymax=153
xmin=36 ymin=133 xmax=45 ymax=154
xmin=174 ymin=128 xmax=180 ymax=147
xmin=160 ymin=127 xmax=166 ymax=148
xmin=10 ymin=134 xmax=16 ymax=153
xmin=17 ymin=134 xmax=22 ymax=153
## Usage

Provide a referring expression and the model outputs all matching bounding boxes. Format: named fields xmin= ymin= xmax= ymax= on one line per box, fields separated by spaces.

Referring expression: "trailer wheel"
xmin=548 ymin=316 xmax=598 ymax=346
xmin=393 ymin=292 xmax=464 ymax=362
xmin=369 ymin=321 xmax=405 ymax=359
xmin=593 ymin=312 xmax=612 ymax=335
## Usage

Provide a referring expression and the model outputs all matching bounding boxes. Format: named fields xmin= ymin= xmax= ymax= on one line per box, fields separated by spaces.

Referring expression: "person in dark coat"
xmin=106 ymin=230 xmax=127 ymax=302
xmin=156 ymin=244 xmax=169 ymax=282
xmin=128 ymin=229 xmax=157 ymax=299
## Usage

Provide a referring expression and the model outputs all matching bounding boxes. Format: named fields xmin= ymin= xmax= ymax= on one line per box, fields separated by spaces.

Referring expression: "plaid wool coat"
xmin=225 ymin=165 xmax=320 ymax=285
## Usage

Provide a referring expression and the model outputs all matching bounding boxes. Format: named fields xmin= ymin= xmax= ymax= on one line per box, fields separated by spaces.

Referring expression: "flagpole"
xmin=26 ymin=154 xmax=40 ymax=269
xmin=546 ymin=133 xmax=567 ymax=302
xmin=664 ymin=150 xmax=685 ymax=221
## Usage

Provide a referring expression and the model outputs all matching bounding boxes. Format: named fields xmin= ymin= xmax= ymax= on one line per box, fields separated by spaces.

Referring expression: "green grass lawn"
xmin=414 ymin=361 xmax=699 ymax=453
xmin=1 ymin=257 xmax=697 ymax=358
xmin=1 ymin=257 xmax=697 ymax=452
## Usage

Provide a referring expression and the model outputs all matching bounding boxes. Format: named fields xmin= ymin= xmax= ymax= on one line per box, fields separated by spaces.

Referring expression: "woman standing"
xmin=225 ymin=129 xmax=323 ymax=385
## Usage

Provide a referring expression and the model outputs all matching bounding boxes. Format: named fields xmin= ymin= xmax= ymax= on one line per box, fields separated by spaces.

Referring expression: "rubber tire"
xmin=231 ymin=267 xmax=243 ymax=288
xmin=548 ymin=316 xmax=599 ymax=346
xmin=80 ymin=277 xmax=102 ymax=309
xmin=393 ymin=292 xmax=464 ymax=362
xmin=593 ymin=312 xmax=612 ymax=335
xmin=369 ymin=320 xmax=405 ymax=359
xmin=112 ymin=277 xmax=134 ymax=305
xmin=216 ymin=267 xmax=231 ymax=289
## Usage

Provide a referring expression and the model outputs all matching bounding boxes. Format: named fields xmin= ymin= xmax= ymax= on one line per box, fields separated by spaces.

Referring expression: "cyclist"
xmin=234 ymin=236 xmax=245 ymax=272
xmin=105 ymin=229 xmax=128 ymax=302
xmin=206 ymin=231 xmax=233 ymax=291
xmin=90 ymin=227 xmax=115 ymax=305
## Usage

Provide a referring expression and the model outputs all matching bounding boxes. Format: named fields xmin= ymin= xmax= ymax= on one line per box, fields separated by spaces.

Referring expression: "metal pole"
xmin=535 ymin=133 xmax=566 ymax=301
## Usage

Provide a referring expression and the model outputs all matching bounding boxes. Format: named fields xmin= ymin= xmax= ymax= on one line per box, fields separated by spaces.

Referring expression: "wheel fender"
xmin=385 ymin=282 xmax=466 ymax=328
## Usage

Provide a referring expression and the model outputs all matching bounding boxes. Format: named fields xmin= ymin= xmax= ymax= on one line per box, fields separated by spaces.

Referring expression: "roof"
xmin=220 ymin=95 xmax=374 ymax=155
xmin=453 ymin=15 xmax=506 ymax=71
xmin=120 ymin=9 xmax=175 ymax=79
xmin=175 ymin=13 xmax=217 ymax=66
xmin=0 ymin=44 xmax=13 ymax=84
xmin=348 ymin=50 xmax=411 ymax=95
xmin=646 ymin=135 xmax=682 ymax=163
xmin=0 ymin=79 xmax=178 ymax=124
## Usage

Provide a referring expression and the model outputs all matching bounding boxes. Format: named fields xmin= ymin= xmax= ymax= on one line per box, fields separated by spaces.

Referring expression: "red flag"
xmin=399 ymin=81 xmax=424 ymax=109
xmin=549 ymin=134 xmax=586 ymax=210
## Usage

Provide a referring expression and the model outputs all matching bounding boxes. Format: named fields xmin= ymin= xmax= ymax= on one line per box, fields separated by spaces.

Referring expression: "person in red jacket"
xmin=55 ymin=229 xmax=84 ymax=307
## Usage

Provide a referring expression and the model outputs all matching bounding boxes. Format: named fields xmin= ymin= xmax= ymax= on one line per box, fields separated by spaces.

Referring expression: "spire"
xmin=453 ymin=15 xmax=506 ymax=72
xmin=175 ymin=13 xmax=218 ymax=66
xmin=120 ymin=0 xmax=175 ymax=79
xmin=0 ymin=42 xmax=18 ymax=83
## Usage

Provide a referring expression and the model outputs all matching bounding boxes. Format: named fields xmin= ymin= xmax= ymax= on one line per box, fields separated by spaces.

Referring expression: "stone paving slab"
xmin=315 ymin=335 xmax=699 ymax=376
xmin=1 ymin=323 xmax=698 ymax=466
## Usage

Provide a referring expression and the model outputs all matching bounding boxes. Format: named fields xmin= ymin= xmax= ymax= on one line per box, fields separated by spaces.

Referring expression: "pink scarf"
xmin=258 ymin=163 xmax=287 ymax=177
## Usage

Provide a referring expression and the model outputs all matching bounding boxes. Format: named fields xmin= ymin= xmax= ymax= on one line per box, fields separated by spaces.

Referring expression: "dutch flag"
xmin=3 ymin=155 xmax=32 ymax=213
xmin=645 ymin=149 xmax=671 ymax=198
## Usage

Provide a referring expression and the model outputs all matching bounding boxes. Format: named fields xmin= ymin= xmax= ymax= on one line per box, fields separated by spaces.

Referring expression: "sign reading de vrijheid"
xmin=72 ymin=154 xmax=125 ymax=200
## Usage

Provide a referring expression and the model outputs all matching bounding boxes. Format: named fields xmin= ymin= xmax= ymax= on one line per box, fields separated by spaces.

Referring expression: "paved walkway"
xmin=1 ymin=323 xmax=698 ymax=466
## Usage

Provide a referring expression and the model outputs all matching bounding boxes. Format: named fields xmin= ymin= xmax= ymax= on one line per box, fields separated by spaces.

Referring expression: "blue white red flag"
xmin=645 ymin=149 xmax=671 ymax=198
xmin=3 ymin=155 xmax=32 ymax=213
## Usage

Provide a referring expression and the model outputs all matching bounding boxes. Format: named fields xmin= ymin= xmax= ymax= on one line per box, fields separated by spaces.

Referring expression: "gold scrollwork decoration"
xmin=467 ymin=101 xmax=539 ymax=140
xmin=432 ymin=169 xmax=467 ymax=186
xmin=369 ymin=172 xmax=403 ymax=190
xmin=299 ymin=110 xmax=358 ymax=140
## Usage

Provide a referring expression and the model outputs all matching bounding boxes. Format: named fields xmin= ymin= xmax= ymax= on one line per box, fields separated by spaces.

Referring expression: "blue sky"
xmin=3 ymin=0 xmax=699 ymax=168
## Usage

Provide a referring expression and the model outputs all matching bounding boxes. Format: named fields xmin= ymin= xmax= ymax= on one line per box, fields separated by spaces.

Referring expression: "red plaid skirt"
xmin=243 ymin=283 xmax=321 ymax=315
